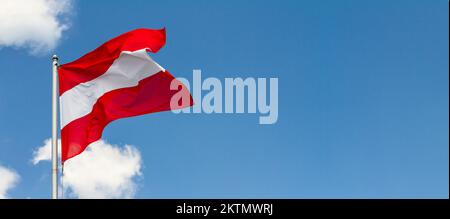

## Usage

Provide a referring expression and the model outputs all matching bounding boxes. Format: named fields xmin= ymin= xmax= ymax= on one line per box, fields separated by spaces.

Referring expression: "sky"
xmin=0 ymin=0 xmax=448 ymax=198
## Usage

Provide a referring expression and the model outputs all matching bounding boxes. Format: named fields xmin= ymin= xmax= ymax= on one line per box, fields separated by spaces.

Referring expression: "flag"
xmin=58 ymin=28 xmax=193 ymax=163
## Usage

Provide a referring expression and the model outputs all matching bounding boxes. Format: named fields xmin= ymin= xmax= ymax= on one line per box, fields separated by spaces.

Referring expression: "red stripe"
xmin=61 ymin=71 xmax=193 ymax=163
xmin=58 ymin=28 xmax=166 ymax=95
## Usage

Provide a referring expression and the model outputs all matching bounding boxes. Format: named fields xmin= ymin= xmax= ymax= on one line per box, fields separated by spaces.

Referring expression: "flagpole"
xmin=52 ymin=55 xmax=59 ymax=199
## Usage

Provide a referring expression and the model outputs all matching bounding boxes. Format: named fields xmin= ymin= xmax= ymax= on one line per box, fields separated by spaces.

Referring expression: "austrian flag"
xmin=58 ymin=28 xmax=193 ymax=163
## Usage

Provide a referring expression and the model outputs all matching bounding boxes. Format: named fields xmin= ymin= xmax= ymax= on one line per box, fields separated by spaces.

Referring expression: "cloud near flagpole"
xmin=32 ymin=139 xmax=143 ymax=198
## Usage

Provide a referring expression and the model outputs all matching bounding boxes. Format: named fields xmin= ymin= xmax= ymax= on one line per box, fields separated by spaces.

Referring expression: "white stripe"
xmin=60 ymin=49 xmax=164 ymax=128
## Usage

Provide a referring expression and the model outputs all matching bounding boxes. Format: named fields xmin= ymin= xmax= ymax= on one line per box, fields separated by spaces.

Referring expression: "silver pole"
xmin=51 ymin=55 xmax=59 ymax=199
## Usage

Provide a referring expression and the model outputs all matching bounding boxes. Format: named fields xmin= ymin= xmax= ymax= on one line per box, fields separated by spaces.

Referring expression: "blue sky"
xmin=0 ymin=0 xmax=448 ymax=198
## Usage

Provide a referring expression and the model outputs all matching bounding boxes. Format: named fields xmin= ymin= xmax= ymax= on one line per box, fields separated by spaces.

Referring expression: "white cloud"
xmin=32 ymin=139 xmax=142 ymax=199
xmin=32 ymin=138 xmax=61 ymax=165
xmin=0 ymin=0 xmax=73 ymax=54
xmin=0 ymin=165 xmax=19 ymax=199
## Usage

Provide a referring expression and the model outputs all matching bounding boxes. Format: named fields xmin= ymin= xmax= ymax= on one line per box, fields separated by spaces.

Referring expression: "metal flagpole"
xmin=51 ymin=55 xmax=59 ymax=199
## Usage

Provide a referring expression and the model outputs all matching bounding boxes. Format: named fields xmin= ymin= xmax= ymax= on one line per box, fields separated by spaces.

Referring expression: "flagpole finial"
xmin=52 ymin=55 xmax=58 ymax=61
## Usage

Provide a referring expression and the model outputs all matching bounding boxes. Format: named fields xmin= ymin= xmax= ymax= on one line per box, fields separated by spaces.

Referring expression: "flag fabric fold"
xmin=58 ymin=28 xmax=192 ymax=163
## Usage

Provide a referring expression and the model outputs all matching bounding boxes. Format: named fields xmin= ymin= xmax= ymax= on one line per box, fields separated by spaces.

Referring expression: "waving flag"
xmin=58 ymin=28 xmax=192 ymax=163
